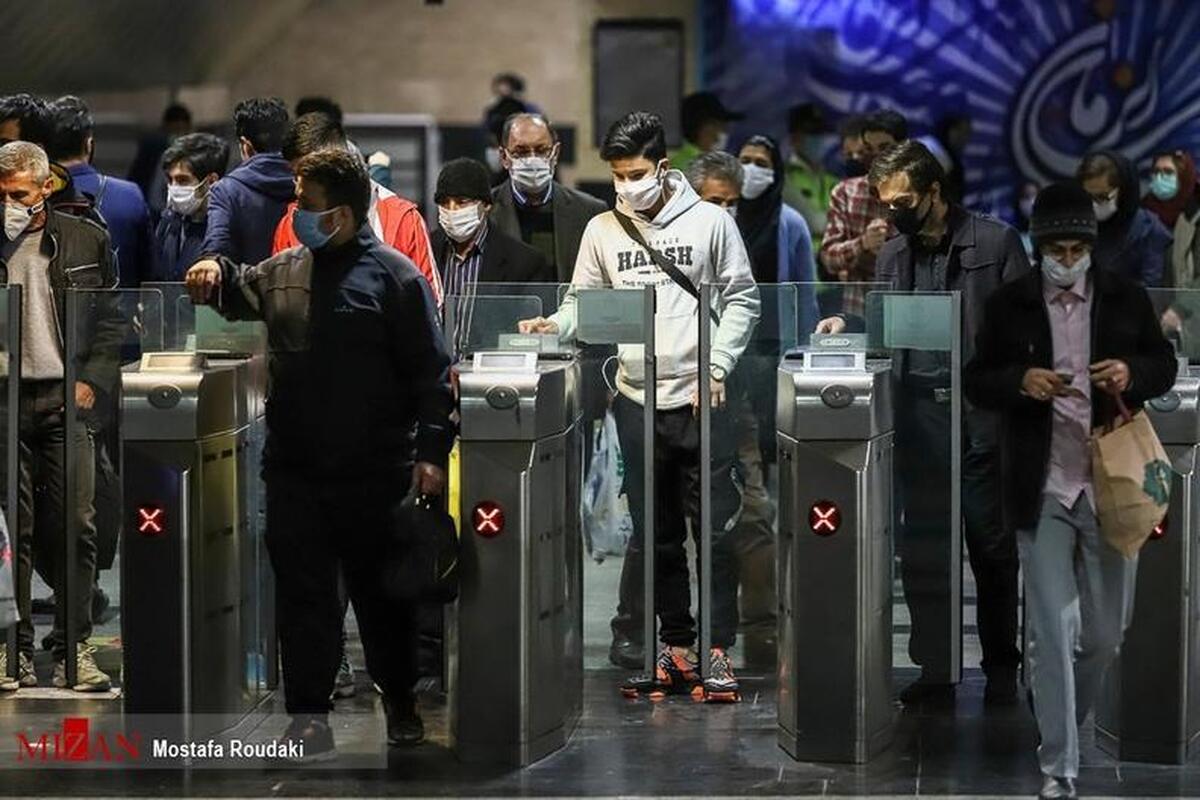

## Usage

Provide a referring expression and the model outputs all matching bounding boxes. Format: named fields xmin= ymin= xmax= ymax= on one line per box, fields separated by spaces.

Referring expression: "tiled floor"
xmin=3 ymin=553 xmax=1200 ymax=797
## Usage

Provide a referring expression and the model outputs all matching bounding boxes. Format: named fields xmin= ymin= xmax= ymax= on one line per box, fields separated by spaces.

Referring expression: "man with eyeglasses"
xmin=819 ymin=140 xmax=1029 ymax=708
xmin=489 ymin=113 xmax=607 ymax=283
xmin=1077 ymin=150 xmax=1171 ymax=287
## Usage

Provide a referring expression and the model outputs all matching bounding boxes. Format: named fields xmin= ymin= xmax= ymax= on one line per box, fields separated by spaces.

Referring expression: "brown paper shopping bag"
xmin=1090 ymin=394 xmax=1172 ymax=558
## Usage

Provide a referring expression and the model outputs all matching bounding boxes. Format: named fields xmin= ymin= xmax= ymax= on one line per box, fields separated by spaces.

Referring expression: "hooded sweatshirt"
xmin=549 ymin=170 xmax=760 ymax=409
xmin=201 ymin=152 xmax=296 ymax=265
xmin=1088 ymin=149 xmax=1171 ymax=287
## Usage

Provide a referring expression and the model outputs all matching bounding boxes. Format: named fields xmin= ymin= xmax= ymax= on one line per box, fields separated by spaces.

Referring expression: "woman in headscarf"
xmin=1144 ymin=149 xmax=1200 ymax=353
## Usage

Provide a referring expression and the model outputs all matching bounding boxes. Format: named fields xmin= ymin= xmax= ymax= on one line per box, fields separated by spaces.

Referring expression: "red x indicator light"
xmin=473 ymin=501 xmax=505 ymax=537
xmin=808 ymin=501 xmax=841 ymax=536
xmin=136 ymin=505 xmax=165 ymax=536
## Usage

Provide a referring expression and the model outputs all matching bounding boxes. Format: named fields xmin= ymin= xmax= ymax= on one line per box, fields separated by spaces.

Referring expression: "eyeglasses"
xmin=1088 ymin=189 xmax=1118 ymax=204
xmin=505 ymin=147 xmax=555 ymax=160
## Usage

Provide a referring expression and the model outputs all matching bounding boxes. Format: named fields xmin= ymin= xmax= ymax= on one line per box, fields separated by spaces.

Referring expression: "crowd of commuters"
xmin=0 ymin=80 xmax=1187 ymax=796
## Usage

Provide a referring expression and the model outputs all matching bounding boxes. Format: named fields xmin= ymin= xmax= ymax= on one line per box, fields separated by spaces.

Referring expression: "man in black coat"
xmin=186 ymin=149 xmax=454 ymax=761
xmin=965 ymin=182 xmax=1176 ymax=798
xmin=818 ymin=140 xmax=1030 ymax=705
xmin=431 ymin=158 xmax=552 ymax=356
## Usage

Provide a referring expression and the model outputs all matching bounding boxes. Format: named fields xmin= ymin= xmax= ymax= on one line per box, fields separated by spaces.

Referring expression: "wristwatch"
xmin=710 ymin=364 xmax=728 ymax=382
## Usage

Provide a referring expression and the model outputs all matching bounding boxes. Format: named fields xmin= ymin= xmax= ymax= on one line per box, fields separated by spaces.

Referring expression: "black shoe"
xmin=984 ymin=668 xmax=1019 ymax=707
xmin=899 ymin=677 xmax=956 ymax=707
xmin=385 ymin=694 xmax=425 ymax=747
xmin=609 ymin=634 xmax=644 ymax=670
xmin=1038 ymin=774 xmax=1076 ymax=799
xmin=271 ymin=717 xmax=337 ymax=764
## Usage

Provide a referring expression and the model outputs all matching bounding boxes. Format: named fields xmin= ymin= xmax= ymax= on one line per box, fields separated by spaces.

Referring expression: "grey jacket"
xmin=877 ymin=206 xmax=1030 ymax=363
xmin=489 ymin=179 xmax=608 ymax=282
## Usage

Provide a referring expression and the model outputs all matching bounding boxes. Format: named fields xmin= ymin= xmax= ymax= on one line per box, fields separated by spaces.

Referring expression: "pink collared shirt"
xmin=1043 ymin=274 xmax=1094 ymax=511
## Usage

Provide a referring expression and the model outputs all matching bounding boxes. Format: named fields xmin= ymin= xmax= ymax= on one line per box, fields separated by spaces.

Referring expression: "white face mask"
xmin=614 ymin=163 xmax=665 ymax=212
xmin=1093 ymin=193 xmax=1118 ymax=222
xmin=509 ymin=156 xmax=554 ymax=195
xmin=1041 ymin=252 xmax=1091 ymax=288
xmin=1018 ymin=197 xmax=1035 ymax=219
xmin=740 ymin=163 xmax=774 ymax=200
xmin=167 ymin=182 xmax=207 ymax=217
xmin=438 ymin=203 xmax=484 ymax=243
xmin=4 ymin=199 xmax=44 ymax=241
xmin=713 ymin=131 xmax=730 ymax=152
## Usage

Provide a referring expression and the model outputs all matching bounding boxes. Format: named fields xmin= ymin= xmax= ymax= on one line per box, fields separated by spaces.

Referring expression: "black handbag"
xmin=382 ymin=488 xmax=460 ymax=604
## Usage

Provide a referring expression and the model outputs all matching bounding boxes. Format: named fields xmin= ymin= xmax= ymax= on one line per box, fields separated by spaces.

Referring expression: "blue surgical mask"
xmin=1151 ymin=172 xmax=1180 ymax=201
xmin=293 ymin=207 xmax=341 ymax=250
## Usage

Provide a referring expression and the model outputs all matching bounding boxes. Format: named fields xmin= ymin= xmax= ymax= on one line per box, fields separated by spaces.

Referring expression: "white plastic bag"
xmin=0 ymin=506 xmax=15 ymax=629
xmin=581 ymin=412 xmax=633 ymax=562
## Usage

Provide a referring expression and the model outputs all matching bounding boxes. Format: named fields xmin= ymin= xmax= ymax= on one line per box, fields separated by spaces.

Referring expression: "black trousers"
xmin=11 ymin=380 xmax=97 ymax=660
xmin=895 ymin=390 xmax=1021 ymax=680
xmin=610 ymin=393 xmax=742 ymax=650
xmin=265 ymin=469 xmax=418 ymax=717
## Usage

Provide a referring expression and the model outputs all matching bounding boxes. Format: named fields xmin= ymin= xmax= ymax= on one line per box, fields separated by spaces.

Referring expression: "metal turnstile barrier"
xmin=452 ymin=350 xmax=583 ymax=766
xmin=776 ymin=339 xmax=896 ymax=763
xmin=120 ymin=351 xmax=261 ymax=736
xmin=1097 ymin=362 xmax=1200 ymax=763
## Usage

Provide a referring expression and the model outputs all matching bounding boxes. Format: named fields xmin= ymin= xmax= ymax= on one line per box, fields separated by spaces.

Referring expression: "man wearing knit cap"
xmin=965 ymin=181 xmax=1176 ymax=799
xmin=430 ymin=158 xmax=551 ymax=356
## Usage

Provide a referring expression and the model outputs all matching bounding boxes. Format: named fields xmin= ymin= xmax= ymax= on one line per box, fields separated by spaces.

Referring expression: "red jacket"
xmin=273 ymin=182 xmax=442 ymax=304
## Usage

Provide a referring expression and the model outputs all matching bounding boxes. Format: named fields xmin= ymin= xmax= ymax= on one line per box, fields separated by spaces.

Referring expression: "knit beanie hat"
xmin=1030 ymin=181 xmax=1097 ymax=246
xmin=435 ymin=158 xmax=492 ymax=205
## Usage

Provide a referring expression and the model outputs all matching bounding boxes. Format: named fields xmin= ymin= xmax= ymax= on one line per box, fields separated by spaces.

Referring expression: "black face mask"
xmin=843 ymin=158 xmax=868 ymax=178
xmin=890 ymin=193 xmax=932 ymax=237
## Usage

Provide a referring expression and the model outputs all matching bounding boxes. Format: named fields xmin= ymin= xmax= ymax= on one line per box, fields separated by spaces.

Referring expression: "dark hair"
xmin=282 ymin=112 xmax=347 ymax=163
xmin=233 ymin=97 xmax=289 ymax=154
xmin=295 ymin=96 xmax=343 ymax=125
xmin=295 ymin=148 xmax=370 ymax=226
xmin=162 ymin=102 xmax=192 ymax=126
xmin=485 ymin=97 xmax=528 ymax=143
xmin=0 ymin=93 xmax=53 ymax=147
xmin=868 ymin=139 xmax=940 ymax=195
xmin=600 ymin=111 xmax=667 ymax=163
xmin=867 ymin=140 xmax=945 ymax=195
xmin=838 ymin=115 xmax=865 ymax=144
xmin=1077 ymin=152 xmax=1119 ymax=186
xmin=493 ymin=72 xmax=526 ymax=94
xmin=47 ymin=95 xmax=93 ymax=161
xmin=862 ymin=109 xmax=908 ymax=142
xmin=500 ymin=112 xmax=557 ymax=149
xmin=162 ymin=132 xmax=230 ymax=180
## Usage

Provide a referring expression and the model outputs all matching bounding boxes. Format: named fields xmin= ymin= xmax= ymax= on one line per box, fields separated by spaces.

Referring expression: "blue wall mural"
xmin=703 ymin=0 xmax=1200 ymax=215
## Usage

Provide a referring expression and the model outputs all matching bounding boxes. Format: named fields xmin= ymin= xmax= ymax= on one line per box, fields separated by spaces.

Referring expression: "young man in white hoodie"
xmin=521 ymin=112 xmax=760 ymax=701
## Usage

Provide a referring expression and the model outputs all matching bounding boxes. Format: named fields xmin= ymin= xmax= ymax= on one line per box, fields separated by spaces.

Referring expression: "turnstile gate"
xmin=1097 ymin=362 xmax=1200 ymax=763
xmin=452 ymin=350 xmax=583 ymax=766
xmin=120 ymin=352 xmax=262 ymax=736
xmin=777 ymin=344 xmax=896 ymax=763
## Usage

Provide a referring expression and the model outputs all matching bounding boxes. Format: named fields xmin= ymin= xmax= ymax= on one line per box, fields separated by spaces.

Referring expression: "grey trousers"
xmin=1018 ymin=494 xmax=1137 ymax=779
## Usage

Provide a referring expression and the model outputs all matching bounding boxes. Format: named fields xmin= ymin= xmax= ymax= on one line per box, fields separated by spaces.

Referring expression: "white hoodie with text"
xmin=549 ymin=170 xmax=760 ymax=409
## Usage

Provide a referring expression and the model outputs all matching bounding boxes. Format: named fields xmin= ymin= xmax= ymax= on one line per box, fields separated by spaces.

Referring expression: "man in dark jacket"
xmin=965 ymin=182 xmax=1176 ymax=799
xmin=819 ymin=140 xmax=1030 ymax=705
xmin=1078 ymin=150 xmax=1172 ymax=287
xmin=0 ymin=141 xmax=123 ymax=694
xmin=186 ymin=149 xmax=453 ymax=761
xmin=490 ymin=113 xmax=607 ymax=282
xmin=200 ymin=97 xmax=294 ymax=265
xmin=154 ymin=133 xmax=229 ymax=281
xmin=48 ymin=96 xmax=154 ymax=287
xmin=432 ymin=158 xmax=552 ymax=356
